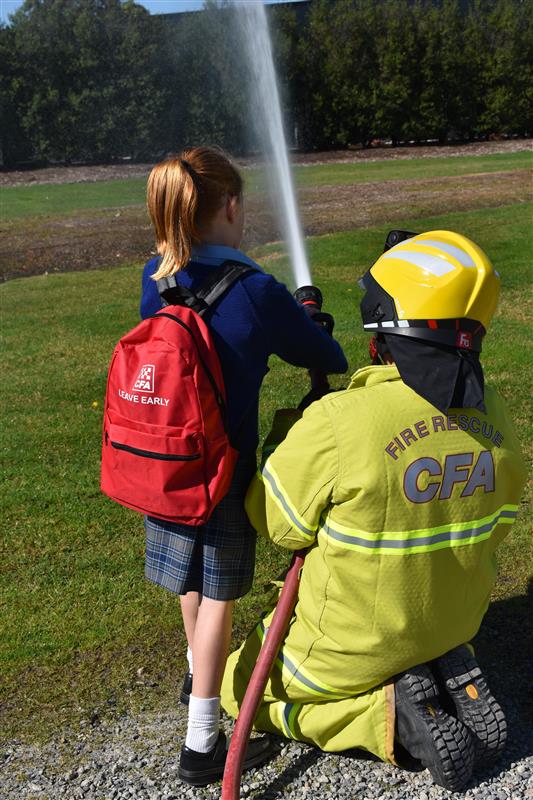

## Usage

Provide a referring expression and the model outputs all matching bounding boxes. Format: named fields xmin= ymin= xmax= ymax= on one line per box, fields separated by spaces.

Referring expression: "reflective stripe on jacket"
xmin=244 ymin=365 xmax=527 ymax=697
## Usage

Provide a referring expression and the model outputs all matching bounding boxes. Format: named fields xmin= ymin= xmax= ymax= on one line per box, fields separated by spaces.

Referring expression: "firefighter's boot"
xmin=434 ymin=645 xmax=507 ymax=764
xmin=395 ymin=663 xmax=475 ymax=791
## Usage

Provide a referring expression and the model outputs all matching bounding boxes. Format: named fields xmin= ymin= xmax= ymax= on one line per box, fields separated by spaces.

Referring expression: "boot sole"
xmin=396 ymin=664 xmax=474 ymax=792
xmin=434 ymin=645 xmax=507 ymax=763
xmin=178 ymin=762 xmax=224 ymax=786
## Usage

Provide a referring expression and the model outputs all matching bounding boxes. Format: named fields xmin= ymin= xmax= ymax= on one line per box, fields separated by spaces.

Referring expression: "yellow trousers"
xmin=221 ymin=615 xmax=396 ymax=764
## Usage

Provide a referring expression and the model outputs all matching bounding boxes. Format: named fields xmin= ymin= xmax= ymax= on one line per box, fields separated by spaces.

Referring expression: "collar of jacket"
xmin=347 ymin=364 xmax=401 ymax=391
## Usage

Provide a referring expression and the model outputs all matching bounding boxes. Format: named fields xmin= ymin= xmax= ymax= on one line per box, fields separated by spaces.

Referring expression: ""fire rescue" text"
xmin=385 ymin=414 xmax=504 ymax=461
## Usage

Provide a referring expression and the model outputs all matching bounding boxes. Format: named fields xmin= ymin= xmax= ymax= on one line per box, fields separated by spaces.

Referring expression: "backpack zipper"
xmin=111 ymin=441 xmax=201 ymax=461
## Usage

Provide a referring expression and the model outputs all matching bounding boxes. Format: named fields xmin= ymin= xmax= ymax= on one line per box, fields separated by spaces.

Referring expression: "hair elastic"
xmin=180 ymin=158 xmax=201 ymax=187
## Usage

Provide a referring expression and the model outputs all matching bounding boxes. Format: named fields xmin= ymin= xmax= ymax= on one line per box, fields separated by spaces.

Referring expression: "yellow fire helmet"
xmin=359 ymin=230 xmax=500 ymax=352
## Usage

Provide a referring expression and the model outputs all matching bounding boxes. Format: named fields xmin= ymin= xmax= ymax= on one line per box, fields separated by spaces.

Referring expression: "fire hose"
xmin=222 ymin=285 xmax=333 ymax=798
xmin=221 ymin=549 xmax=306 ymax=800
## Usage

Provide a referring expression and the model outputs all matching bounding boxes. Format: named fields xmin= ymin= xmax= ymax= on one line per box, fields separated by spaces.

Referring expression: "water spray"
xmin=222 ymin=7 xmax=331 ymax=796
xmin=238 ymin=1 xmax=312 ymax=288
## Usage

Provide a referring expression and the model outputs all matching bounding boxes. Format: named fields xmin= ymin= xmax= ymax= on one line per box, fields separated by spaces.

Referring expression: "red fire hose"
xmin=221 ymin=549 xmax=306 ymax=800
xmin=222 ymin=288 xmax=328 ymax=797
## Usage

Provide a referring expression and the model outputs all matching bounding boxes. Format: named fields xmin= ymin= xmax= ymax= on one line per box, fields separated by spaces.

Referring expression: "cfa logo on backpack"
xmin=100 ymin=260 xmax=254 ymax=527
xmin=133 ymin=364 xmax=155 ymax=393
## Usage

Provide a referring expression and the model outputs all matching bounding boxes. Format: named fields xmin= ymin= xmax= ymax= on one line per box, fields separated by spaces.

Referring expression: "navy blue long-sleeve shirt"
xmin=141 ymin=244 xmax=348 ymax=455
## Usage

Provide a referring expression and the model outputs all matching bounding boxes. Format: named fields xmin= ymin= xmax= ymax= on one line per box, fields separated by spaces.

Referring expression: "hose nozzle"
xmin=294 ymin=285 xmax=323 ymax=309
xmin=294 ymin=284 xmax=334 ymax=410
xmin=294 ymin=284 xmax=334 ymax=336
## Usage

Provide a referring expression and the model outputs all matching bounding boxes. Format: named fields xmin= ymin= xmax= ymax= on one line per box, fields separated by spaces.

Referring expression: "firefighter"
xmin=220 ymin=230 xmax=527 ymax=791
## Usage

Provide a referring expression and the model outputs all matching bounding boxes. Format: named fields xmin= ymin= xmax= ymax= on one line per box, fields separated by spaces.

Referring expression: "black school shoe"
xmin=180 ymin=672 xmax=192 ymax=706
xmin=433 ymin=644 xmax=507 ymax=764
xmin=395 ymin=662 xmax=475 ymax=792
xmin=179 ymin=730 xmax=276 ymax=786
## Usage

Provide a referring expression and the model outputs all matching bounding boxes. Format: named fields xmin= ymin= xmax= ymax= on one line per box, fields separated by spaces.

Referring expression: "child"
xmin=141 ymin=146 xmax=347 ymax=786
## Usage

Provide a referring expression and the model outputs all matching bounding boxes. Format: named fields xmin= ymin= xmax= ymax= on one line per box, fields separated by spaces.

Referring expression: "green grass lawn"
xmin=292 ymin=149 xmax=532 ymax=188
xmin=2 ymin=150 xmax=531 ymax=220
xmin=1 ymin=201 xmax=532 ymax=742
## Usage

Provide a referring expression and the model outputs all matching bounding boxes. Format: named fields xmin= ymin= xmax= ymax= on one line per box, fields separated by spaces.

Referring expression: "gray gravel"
xmin=1 ymin=699 xmax=531 ymax=800
xmin=3 ymin=598 xmax=531 ymax=799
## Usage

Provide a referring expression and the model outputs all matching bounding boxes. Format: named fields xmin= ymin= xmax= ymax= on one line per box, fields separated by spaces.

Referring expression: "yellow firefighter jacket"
xmin=221 ymin=365 xmax=526 ymax=759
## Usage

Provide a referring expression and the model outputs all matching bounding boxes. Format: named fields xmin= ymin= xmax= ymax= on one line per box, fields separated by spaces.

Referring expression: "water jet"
xmin=237 ymin=1 xmax=312 ymax=289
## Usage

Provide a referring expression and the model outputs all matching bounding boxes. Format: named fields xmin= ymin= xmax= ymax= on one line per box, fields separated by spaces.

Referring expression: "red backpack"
xmin=100 ymin=261 xmax=252 ymax=525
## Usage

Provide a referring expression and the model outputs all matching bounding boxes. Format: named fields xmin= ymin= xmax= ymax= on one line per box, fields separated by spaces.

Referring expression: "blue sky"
xmin=0 ymin=0 xmax=303 ymax=26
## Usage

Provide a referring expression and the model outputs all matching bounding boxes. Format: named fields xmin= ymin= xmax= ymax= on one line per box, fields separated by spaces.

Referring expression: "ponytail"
xmin=147 ymin=147 xmax=243 ymax=280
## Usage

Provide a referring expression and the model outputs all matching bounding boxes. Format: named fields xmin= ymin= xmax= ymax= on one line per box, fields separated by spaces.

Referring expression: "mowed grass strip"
xmin=1 ymin=202 xmax=531 ymax=741
xmin=293 ymin=149 xmax=532 ymax=188
xmin=2 ymin=150 xmax=531 ymax=220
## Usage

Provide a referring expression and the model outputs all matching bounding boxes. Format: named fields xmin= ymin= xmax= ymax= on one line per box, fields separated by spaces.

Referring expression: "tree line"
xmin=0 ymin=0 xmax=531 ymax=167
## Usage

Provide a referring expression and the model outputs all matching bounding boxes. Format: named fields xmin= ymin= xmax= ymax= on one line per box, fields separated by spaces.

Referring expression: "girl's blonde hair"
xmin=147 ymin=146 xmax=243 ymax=280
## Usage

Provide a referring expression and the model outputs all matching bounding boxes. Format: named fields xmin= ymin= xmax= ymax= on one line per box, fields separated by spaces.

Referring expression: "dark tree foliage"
xmin=269 ymin=3 xmax=300 ymax=147
xmin=0 ymin=23 xmax=33 ymax=165
xmin=283 ymin=0 xmax=531 ymax=150
xmin=470 ymin=0 xmax=533 ymax=137
xmin=293 ymin=0 xmax=379 ymax=150
xmin=0 ymin=0 xmax=531 ymax=165
xmin=1 ymin=0 xmax=166 ymax=165
xmin=157 ymin=1 xmax=249 ymax=156
xmin=372 ymin=0 xmax=419 ymax=145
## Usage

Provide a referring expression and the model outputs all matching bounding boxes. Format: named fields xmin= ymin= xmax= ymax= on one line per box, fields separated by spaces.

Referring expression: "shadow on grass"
xmin=469 ymin=577 xmax=533 ymax=770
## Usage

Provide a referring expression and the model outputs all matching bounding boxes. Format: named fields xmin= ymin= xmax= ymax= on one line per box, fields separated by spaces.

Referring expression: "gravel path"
xmin=2 ymin=697 xmax=531 ymax=800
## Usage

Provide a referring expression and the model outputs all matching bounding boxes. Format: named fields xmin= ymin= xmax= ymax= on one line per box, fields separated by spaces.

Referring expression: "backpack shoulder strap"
xmin=156 ymin=277 xmax=201 ymax=312
xmin=195 ymin=261 xmax=255 ymax=308
xmin=157 ymin=260 xmax=256 ymax=315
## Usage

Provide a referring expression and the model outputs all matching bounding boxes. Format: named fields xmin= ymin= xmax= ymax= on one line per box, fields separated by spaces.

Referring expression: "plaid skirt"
xmin=144 ymin=455 xmax=257 ymax=600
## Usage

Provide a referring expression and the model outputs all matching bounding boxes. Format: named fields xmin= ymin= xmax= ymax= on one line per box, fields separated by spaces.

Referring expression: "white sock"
xmin=185 ymin=695 xmax=220 ymax=753
xmin=186 ymin=646 xmax=194 ymax=674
